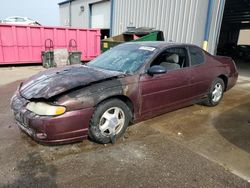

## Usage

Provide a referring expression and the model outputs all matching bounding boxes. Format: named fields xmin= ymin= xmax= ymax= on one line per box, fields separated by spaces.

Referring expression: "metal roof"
xmin=58 ymin=0 xmax=75 ymax=6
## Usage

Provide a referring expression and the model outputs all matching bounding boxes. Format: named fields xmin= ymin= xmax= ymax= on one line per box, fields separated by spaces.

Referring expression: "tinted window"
xmin=189 ymin=47 xmax=204 ymax=66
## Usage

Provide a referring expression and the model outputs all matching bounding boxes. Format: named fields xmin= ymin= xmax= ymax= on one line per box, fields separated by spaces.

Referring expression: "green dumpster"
xmin=101 ymin=27 xmax=164 ymax=52
xmin=68 ymin=39 xmax=82 ymax=65
xmin=41 ymin=51 xmax=55 ymax=68
xmin=41 ymin=39 xmax=56 ymax=68
xmin=69 ymin=51 xmax=82 ymax=65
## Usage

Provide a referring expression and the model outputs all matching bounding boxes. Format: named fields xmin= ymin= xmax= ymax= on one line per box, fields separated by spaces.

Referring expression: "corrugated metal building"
xmin=58 ymin=0 xmax=250 ymax=55
xmin=112 ymin=0 xmax=225 ymax=54
xmin=59 ymin=0 xmax=111 ymax=38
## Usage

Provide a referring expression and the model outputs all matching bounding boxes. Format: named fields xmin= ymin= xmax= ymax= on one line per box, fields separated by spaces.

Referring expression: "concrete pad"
xmin=142 ymin=61 xmax=250 ymax=181
xmin=0 ymin=62 xmax=249 ymax=187
xmin=146 ymin=81 xmax=250 ymax=181
xmin=0 ymin=66 xmax=44 ymax=86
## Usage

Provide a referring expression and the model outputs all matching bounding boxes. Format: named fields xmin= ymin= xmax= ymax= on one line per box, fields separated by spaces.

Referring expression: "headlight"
xmin=26 ymin=102 xmax=66 ymax=116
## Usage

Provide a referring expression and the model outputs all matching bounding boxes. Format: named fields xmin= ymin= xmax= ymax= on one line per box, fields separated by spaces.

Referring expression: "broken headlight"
xmin=26 ymin=102 xmax=66 ymax=116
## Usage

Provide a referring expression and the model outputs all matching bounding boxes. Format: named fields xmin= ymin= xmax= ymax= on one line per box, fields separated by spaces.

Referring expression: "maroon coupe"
xmin=11 ymin=42 xmax=238 ymax=144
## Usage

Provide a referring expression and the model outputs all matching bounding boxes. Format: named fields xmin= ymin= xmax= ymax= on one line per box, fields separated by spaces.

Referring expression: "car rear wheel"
xmin=203 ymin=78 xmax=225 ymax=107
xmin=88 ymin=99 xmax=131 ymax=144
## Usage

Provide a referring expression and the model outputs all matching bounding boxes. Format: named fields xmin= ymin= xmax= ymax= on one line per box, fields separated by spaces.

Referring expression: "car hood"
xmin=20 ymin=65 xmax=124 ymax=100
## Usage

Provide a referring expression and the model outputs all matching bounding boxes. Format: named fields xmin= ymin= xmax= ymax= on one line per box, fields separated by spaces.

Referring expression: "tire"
xmin=88 ymin=99 xmax=132 ymax=144
xmin=203 ymin=78 xmax=225 ymax=107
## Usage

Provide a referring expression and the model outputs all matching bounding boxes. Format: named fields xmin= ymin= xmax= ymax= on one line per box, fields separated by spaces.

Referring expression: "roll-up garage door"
xmin=91 ymin=1 xmax=111 ymax=29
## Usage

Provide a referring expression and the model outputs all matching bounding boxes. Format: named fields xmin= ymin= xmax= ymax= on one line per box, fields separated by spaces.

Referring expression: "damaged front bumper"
xmin=11 ymin=93 xmax=94 ymax=145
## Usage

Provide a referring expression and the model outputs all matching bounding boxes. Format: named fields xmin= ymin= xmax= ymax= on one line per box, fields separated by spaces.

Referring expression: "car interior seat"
xmin=160 ymin=54 xmax=181 ymax=70
xmin=178 ymin=56 xmax=185 ymax=68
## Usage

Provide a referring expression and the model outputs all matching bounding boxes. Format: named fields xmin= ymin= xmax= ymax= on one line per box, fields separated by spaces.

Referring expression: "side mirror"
xmin=148 ymin=65 xmax=167 ymax=76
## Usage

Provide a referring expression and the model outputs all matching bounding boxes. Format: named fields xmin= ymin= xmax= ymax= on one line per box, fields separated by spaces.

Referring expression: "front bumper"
xmin=11 ymin=94 xmax=94 ymax=145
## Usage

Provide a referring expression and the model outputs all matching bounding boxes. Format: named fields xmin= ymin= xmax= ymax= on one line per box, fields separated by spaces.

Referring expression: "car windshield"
xmin=87 ymin=44 xmax=157 ymax=74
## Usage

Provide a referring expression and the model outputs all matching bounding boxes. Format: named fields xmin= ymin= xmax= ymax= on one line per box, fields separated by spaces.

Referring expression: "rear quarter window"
xmin=189 ymin=47 xmax=205 ymax=66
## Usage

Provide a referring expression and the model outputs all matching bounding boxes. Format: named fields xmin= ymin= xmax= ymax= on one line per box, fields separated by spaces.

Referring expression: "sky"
xmin=0 ymin=0 xmax=61 ymax=26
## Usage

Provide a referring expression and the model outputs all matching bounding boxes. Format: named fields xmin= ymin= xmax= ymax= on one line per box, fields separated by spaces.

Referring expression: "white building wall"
xmin=59 ymin=3 xmax=70 ymax=26
xmin=59 ymin=0 xmax=225 ymax=54
xmin=207 ymin=0 xmax=226 ymax=54
xmin=112 ymin=0 xmax=224 ymax=54
xmin=59 ymin=0 xmax=109 ymax=28
xmin=71 ymin=0 xmax=85 ymax=27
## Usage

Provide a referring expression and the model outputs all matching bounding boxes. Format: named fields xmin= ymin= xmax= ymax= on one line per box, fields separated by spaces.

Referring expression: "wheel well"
xmin=95 ymin=95 xmax=134 ymax=119
xmin=218 ymin=75 xmax=228 ymax=91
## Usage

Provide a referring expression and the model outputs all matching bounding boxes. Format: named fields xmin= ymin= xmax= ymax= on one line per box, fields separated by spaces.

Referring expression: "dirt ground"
xmin=0 ymin=62 xmax=250 ymax=188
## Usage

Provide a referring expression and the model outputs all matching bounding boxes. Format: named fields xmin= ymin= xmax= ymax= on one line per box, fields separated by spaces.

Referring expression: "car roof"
xmin=6 ymin=16 xmax=24 ymax=18
xmin=5 ymin=16 xmax=31 ymax=20
xmin=124 ymin=41 xmax=199 ymax=49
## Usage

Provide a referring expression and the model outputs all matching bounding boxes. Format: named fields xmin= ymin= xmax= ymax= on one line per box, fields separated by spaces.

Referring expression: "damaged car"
xmin=11 ymin=42 xmax=238 ymax=145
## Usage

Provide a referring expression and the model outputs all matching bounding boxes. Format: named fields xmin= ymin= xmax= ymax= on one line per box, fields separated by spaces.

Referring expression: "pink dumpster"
xmin=0 ymin=24 xmax=101 ymax=65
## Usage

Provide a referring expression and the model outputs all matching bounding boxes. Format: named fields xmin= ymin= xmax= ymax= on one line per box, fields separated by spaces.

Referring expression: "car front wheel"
xmin=204 ymin=78 xmax=225 ymax=107
xmin=88 ymin=99 xmax=131 ymax=144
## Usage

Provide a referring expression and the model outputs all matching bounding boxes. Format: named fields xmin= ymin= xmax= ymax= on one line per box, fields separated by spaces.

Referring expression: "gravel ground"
xmin=0 ymin=66 xmax=249 ymax=187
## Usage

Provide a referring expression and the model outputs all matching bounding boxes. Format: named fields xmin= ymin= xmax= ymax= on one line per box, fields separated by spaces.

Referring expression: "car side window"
xmin=189 ymin=47 xmax=205 ymax=66
xmin=16 ymin=17 xmax=25 ymax=22
xmin=150 ymin=47 xmax=189 ymax=71
xmin=8 ymin=18 xmax=15 ymax=22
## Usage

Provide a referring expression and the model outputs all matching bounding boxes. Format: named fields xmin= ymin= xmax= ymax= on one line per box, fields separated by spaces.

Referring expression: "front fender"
xmin=55 ymin=79 xmax=124 ymax=111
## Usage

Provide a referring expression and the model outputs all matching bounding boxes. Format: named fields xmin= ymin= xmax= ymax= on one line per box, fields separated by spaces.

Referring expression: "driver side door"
xmin=139 ymin=47 xmax=193 ymax=119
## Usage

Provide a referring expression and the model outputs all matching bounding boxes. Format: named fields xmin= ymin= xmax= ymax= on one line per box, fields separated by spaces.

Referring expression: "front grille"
xmin=11 ymin=94 xmax=30 ymax=126
xmin=11 ymin=94 xmax=28 ymax=111
xmin=11 ymin=93 xmax=44 ymax=138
